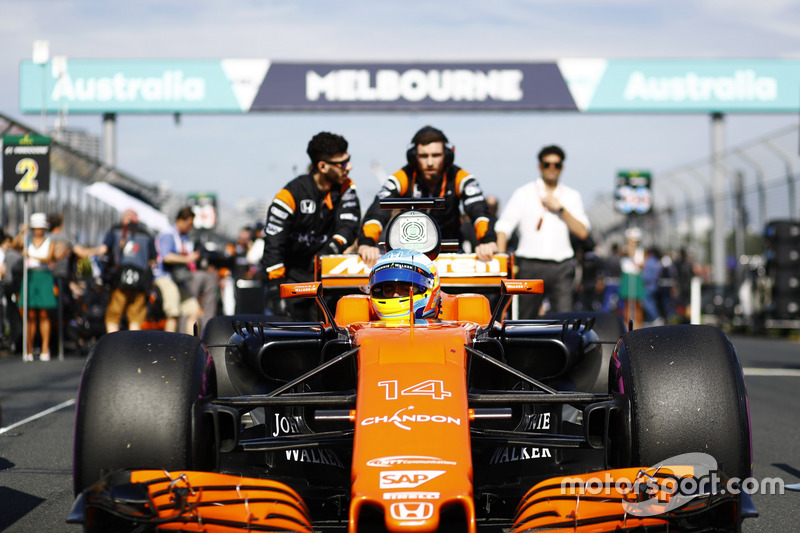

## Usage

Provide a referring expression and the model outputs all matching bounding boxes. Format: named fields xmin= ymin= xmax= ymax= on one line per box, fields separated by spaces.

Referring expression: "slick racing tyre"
xmin=73 ymin=331 xmax=215 ymax=495
xmin=611 ymin=324 xmax=752 ymax=480
xmin=201 ymin=314 xmax=291 ymax=397
xmin=544 ymin=311 xmax=626 ymax=393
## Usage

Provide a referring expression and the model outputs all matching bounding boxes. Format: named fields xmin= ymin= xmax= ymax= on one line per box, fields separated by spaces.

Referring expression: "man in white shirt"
xmin=495 ymin=145 xmax=590 ymax=318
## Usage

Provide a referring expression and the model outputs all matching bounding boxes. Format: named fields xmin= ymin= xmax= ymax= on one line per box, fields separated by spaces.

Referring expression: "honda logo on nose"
xmin=390 ymin=502 xmax=434 ymax=521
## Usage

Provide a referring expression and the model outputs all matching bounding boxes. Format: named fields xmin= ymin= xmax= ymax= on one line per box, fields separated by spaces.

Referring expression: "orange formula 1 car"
xmin=70 ymin=201 xmax=755 ymax=532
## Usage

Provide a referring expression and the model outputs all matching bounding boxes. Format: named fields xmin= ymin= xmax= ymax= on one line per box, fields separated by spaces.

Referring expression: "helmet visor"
xmin=369 ymin=263 xmax=433 ymax=298
xmin=371 ymin=280 xmax=427 ymax=298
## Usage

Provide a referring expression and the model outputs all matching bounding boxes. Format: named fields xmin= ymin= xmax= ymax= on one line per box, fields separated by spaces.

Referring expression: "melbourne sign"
xmin=251 ymin=63 xmax=574 ymax=110
xmin=20 ymin=59 xmax=800 ymax=113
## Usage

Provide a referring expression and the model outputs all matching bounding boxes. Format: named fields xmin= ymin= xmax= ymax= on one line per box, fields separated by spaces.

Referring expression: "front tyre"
xmin=73 ymin=331 xmax=216 ymax=494
xmin=611 ymin=324 xmax=752 ymax=481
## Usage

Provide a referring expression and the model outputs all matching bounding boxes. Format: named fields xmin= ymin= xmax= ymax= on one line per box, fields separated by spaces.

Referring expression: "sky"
xmin=3 ymin=0 xmax=800 ymax=230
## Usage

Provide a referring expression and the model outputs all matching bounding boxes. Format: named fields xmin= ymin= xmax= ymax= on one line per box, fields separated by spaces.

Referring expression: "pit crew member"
xmin=357 ymin=126 xmax=497 ymax=267
xmin=262 ymin=131 xmax=361 ymax=321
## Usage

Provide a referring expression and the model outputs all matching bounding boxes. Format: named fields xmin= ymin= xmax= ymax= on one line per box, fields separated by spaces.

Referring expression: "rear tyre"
xmin=73 ymin=331 xmax=215 ymax=494
xmin=611 ymin=324 xmax=752 ymax=480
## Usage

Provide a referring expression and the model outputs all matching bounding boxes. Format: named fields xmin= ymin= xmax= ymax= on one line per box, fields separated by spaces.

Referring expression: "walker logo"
xmin=390 ymin=502 xmax=434 ymax=521
xmin=379 ymin=470 xmax=445 ymax=489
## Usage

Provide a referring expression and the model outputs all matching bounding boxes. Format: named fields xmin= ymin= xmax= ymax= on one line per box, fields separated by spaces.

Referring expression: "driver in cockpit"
xmin=367 ymin=249 xmax=442 ymax=322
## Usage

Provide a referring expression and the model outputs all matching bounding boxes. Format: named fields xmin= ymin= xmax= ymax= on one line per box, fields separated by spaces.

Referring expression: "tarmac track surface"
xmin=0 ymin=333 xmax=798 ymax=532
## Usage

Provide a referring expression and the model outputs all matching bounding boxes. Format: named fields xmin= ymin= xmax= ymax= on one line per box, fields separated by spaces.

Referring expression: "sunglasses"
xmin=541 ymin=161 xmax=563 ymax=169
xmin=325 ymin=157 xmax=350 ymax=169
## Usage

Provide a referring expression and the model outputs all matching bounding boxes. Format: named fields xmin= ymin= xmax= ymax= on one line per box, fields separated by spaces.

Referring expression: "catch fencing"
xmin=589 ymin=123 xmax=800 ymax=263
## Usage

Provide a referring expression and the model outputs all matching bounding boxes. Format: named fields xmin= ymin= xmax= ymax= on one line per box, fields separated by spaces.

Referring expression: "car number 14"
xmin=378 ymin=380 xmax=452 ymax=401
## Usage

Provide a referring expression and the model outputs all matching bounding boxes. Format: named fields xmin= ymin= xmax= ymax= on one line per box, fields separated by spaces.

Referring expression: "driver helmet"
xmin=368 ymin=249 xmax=441 ymax=322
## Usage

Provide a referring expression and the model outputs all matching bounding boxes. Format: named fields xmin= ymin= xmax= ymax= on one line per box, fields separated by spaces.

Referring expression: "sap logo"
xmin=379 ymin=470 xmax=445 ymax=489
xmin=390 ymin=502 xmax=434 ymax=521
xmin=300 ymin=199 xmax=316 ymax=214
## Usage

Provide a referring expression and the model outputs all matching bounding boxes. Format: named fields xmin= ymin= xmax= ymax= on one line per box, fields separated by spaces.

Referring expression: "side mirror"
xmin=280 ymin=282 xmax=322 ymax=299
xmin=501 ymin=279 xmax=544 ymax=295
xmin=279 ymin=282 xmax=340 ymax=331
xmin=484 ymin=279 xmax=544 ymax=332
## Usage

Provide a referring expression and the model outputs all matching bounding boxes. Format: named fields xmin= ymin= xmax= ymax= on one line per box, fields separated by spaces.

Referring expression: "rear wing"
xmin=316 ymin=253 xmax=512 ymax=292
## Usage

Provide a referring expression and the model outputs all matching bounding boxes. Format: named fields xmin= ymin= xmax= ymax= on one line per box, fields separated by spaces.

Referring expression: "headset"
xmin=406 ymin=126 xmax=455 ymax=169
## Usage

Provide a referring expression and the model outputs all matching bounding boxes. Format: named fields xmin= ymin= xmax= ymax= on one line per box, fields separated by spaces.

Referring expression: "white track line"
xmin=743 ymin=368 xmax=800 ymax=377
xmin=0 ymin=398 xmax=76 ymax=435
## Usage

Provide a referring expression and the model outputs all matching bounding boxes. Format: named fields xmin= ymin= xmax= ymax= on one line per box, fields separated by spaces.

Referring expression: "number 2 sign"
xmin=2 ymin=135 xmax=51 ymax=194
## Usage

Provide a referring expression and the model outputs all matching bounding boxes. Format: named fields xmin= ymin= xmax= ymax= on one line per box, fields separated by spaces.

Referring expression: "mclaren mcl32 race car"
xmin=70 ymin=201 xmax=755 ymax=532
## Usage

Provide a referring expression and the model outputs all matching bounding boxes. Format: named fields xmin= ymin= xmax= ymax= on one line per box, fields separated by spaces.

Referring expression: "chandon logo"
xmin=361 ymin=406 xmax=461 ymax=431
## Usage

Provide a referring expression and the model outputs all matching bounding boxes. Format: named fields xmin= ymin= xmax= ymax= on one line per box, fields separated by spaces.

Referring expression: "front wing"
xmin=69 ymin=466 xmax=753 ymax=532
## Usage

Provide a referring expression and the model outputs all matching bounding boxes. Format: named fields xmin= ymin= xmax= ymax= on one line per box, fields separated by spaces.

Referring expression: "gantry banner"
xmin=19 ymin=58 xmax=800 ymax=114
